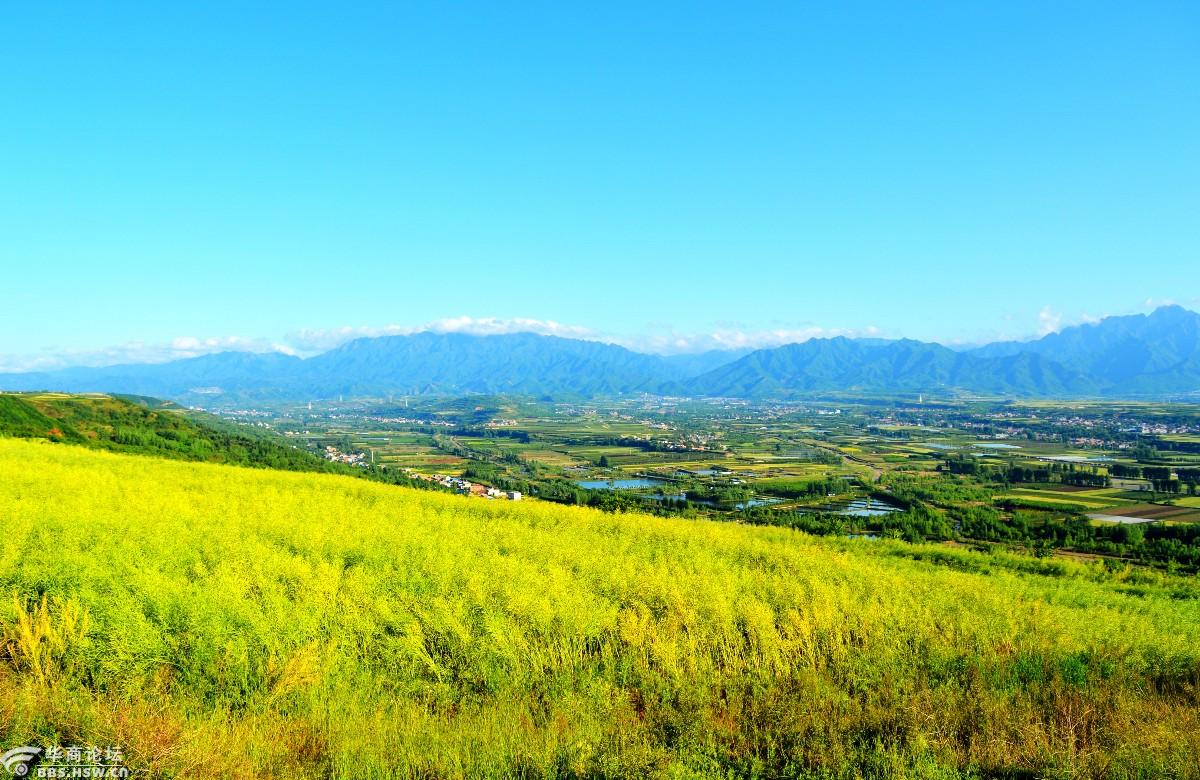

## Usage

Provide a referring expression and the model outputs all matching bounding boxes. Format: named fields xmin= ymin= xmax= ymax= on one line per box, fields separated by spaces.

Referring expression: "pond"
xmin=734 ymin=497 xmax=785 ymax=509
xmin=975 ymin=442 xmax=1021 ymax=450
xmin=643 ymin=493 xmax=785 ymax=510
xmin=798 ymin=496 xmax=904 ymax=517
xmin=1088 ymin=512 xmax=1159 ymax=525
xmin=1041 ymin=455 xmax=1114 ymax=463
xmin=576 ymin=478 xmax=668 ymax=490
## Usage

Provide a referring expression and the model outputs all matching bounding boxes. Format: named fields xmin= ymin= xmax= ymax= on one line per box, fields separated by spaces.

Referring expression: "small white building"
xmin=506 ymin=491 xmax=522 ymax=501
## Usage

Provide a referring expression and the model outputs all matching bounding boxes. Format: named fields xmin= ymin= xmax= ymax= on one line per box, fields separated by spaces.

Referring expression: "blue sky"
xmin=1 ymin=1 xmax=1197 ymax=369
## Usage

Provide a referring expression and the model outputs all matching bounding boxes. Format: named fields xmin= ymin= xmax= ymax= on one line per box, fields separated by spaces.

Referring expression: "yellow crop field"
xmin=1 ymin=438 xmax=1198 ymax=778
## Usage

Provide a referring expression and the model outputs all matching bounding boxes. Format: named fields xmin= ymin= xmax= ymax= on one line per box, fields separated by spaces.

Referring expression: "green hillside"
xmin=0 ymin=391 xmax=332 ymax=470
xmin=0 ymin=393 xmax=454 ymax=503
xmin=1 ymin=439 xmax=1198 ymax=778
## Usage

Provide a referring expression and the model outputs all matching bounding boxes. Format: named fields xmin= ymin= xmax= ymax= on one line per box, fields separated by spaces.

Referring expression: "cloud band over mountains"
xmin=2 ymin=316 xmax=888 ymax=373
xmin=5 ymin=300 xmax=1182 ymax=374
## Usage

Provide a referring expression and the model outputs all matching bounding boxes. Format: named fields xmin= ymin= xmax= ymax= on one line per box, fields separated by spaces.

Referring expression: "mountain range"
xmin=4 ymin=306 xmax=1198 ymax=402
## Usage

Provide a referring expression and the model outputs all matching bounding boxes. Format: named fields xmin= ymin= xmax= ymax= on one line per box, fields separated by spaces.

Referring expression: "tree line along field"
xmin=2 ymin=439 xmax=1200 ymax=778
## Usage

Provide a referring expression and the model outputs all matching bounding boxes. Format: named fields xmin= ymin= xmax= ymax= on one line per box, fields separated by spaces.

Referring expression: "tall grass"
xmin=0 ymin=438 xmax=1197 ymax=778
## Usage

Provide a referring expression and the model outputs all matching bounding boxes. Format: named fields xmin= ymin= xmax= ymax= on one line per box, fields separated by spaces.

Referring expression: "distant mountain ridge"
xmin=967 ymin=306 xmax=1200 ymax=394
xmin=299 ymin=332 xmax=679 ymax=397
xmin=3 ymin=306 xmax=1198 ymax=401
xmin=681 ymin=337 xmax=1097 ymax=398
xmin=1 ymin=333 xmax=695 ymax=402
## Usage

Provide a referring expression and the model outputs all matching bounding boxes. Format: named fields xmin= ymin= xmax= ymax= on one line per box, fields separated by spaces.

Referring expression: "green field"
xmin=2 ymin=439 xmax=1199 ymax=778
xmin=994 ymin=488 xmax=1129 ymax=510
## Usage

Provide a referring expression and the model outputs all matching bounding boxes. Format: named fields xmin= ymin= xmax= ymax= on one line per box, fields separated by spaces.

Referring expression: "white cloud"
xmin=285 ymin=317 xmax=598 ymax=352
xmin=10 ymin=299 xmax=1200 ymax=375
xmin=0 ymin=318 xmax=603 ymax=373
xmin=432 ymin=316 xmax=596 ymax=340
xmin=286 ymin=317 xmax=886 ymax=356
xmin=53 ymin=302 xmax=1200 ymax=374
xmin=0 ymin=316 xmax=896 ymax=374
xmin=166 ymin=335 xmax=299 ymax=357
xmin=0 ymin=335 xmax=296 ymax=374
xmin=616 ymin=325 xmax=885 ymax=355
xmin=8 ymin=293 xmax=1199 ymax=375
xmin=1037 ymin=305 xmax=1063 ymax=337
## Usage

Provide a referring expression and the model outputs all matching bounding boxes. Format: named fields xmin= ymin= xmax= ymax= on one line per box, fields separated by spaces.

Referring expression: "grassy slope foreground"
xmin=0 ymin=440 xmax=1198 ymax=778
